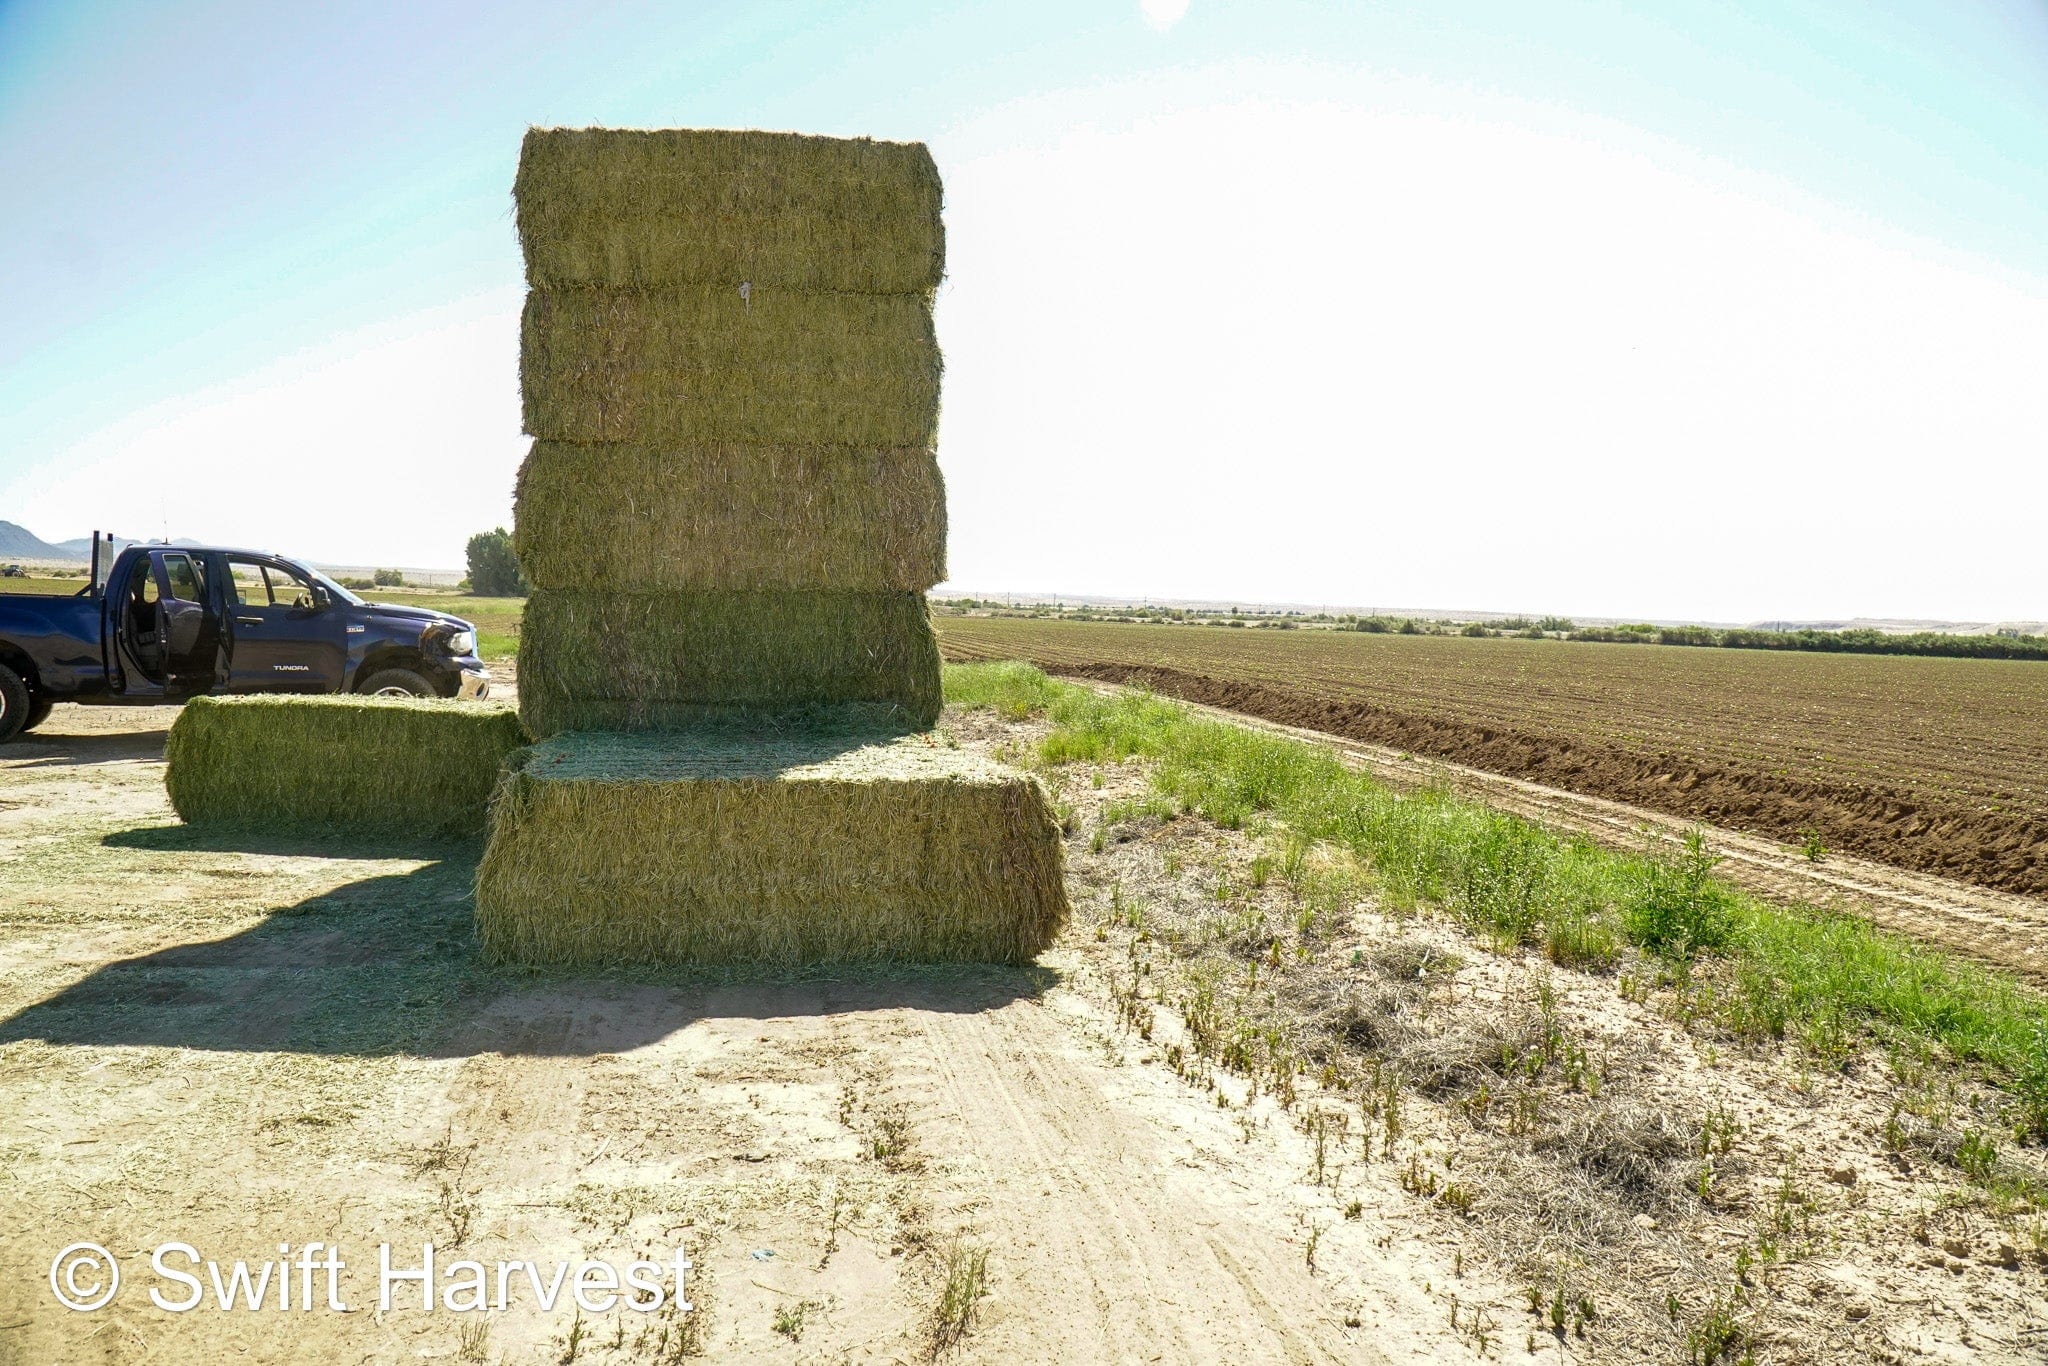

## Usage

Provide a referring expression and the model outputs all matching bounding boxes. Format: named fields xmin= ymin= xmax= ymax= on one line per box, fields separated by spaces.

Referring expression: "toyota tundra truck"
xmin=0 ymin=539 xmax=491 ymax=742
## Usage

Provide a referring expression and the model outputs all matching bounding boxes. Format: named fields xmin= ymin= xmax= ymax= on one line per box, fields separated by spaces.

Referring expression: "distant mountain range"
xmin=0 ymin=521 xmax=70 ymax=559
xmin=0 ymin=522 xmax=142 ymax=562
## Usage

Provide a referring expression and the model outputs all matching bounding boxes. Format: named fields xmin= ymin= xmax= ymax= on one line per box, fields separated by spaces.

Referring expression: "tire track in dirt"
xmin=1068 ymin=679 xmax=2048 ymax=986
xmin=908 ymin=996 xmax=1365 ymax=1363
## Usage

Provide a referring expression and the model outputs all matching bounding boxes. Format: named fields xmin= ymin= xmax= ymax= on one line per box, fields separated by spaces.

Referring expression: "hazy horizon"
xmin=6 ymin=517 xmax=2041 ymax=632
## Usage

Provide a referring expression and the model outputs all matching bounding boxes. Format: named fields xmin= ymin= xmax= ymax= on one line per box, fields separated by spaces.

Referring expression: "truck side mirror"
xmin=310 ymin=585 xmax=333 ymax=611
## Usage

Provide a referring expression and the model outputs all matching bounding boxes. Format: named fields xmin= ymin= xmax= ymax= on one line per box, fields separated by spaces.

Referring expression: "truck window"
xmin=162 ymin=553 xmax=206 ymax=603
xmin=263 ymin=563 xmax=316 ymax=610
xmin=226 ymin=558 xmax=271 ymax=606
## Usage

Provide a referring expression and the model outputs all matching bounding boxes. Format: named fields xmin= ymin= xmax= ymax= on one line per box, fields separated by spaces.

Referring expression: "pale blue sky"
xmin=4 ymin=1 xmax=2046 ymax=619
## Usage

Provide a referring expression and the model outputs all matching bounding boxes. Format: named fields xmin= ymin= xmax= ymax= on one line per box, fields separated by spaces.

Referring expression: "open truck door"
xmin=155 ymin=550 xmax=227 ymax=696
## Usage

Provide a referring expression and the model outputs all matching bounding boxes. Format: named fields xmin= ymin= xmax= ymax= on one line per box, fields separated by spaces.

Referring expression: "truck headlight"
xmin=445 ymin=629 xmax=477 ymax=656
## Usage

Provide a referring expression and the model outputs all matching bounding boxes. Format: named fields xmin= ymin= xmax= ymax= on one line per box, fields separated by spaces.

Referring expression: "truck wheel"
xmin=21 ymin=695 xmax=54 ymax=733
xmin=0 ymin=665 xmax=28 ymax=743
xmin=357 ymin=667 xmax=435 ymax=698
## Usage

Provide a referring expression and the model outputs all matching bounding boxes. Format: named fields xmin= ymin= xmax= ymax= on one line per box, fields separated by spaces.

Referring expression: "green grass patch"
xmin=942 ymin=662 xmax=2048 ymax=1139
xmin=942 ymin=660 xmax=1068 ymax=719
xmin=0 ymin=575 xmax=89 ymax=595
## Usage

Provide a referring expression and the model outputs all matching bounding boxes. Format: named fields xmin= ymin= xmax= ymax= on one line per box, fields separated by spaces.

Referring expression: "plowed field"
xmin=936 ymin=615 xmax=2048 ymax=898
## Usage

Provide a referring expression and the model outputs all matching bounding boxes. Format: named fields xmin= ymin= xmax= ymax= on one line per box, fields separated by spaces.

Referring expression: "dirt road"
xmin=0 ymin=704 xmax=1459 ymax=1364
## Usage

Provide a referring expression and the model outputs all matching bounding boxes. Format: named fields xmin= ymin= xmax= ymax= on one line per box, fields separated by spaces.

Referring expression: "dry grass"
xmin=925 ymin=1240 xmax=991 ymax=1357
xmin=474 ymin=725 xmax=1069 ymax=965
xmin=164 ymin=695 xmax=527 ymax=835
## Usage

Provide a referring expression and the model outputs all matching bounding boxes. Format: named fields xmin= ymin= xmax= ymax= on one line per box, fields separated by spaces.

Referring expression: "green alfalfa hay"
xmin=513 ymin=440 xmax=946 ymax=592
xmin=518 ymin=589 xmax=942 ymax=736
xmin=474 ymin=727 xmax=1069 ymax=965
xmin=520 ymin=286 xmax=939 ymax=447
xmin=164 ymin=695 xmax=528 ymax=835
xmin=515 ymin=127 xmax=944 ymax=294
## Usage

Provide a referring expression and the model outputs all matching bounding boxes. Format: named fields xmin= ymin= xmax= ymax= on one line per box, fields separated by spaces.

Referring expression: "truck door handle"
xmin=236 ymin=616 xmax=263 ymax=626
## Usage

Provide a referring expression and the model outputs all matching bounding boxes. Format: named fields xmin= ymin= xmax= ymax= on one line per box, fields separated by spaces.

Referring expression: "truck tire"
xmin=0 ymin=665 xmax=28 ymax=743
xmin=357 ymin=667 xmax=435 ymax=698
xmin=21 ymin=694 xmax=54 ymax=733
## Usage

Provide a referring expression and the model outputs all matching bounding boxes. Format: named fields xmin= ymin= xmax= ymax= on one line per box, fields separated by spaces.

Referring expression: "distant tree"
xmin=372 ymin=567 xmax=404 ymax=587
xmin=465 ymin=528 xmax=527 ymax=597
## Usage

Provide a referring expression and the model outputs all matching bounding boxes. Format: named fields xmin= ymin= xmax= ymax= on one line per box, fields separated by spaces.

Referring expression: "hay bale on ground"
xmin=518 ymin=590 xmax=942 ymax=736
xmin=513 ymin=440 xmax=946 ymax=592
xmin=165 ymin=695 xmax=527 ymax=836
xmin=475 ymin=726 xmax=1069 ymax=965
xmin=520 ymin=287 xmax=939 ymax=447
xmin=516 ymin=127 xmax=944 ymax=294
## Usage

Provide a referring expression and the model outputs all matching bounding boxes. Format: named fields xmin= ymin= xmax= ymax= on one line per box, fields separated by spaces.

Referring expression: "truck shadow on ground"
xmin=0 ymin=859 xmax=1054 ymax=1059
xmin=103 ymin=823 xmax=471 ymax=860
xmin=4 ymin=725 xmax=173 ymax=768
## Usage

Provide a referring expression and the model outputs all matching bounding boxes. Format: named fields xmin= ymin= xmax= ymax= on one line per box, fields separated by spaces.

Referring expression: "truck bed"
xmin=0 ymin=590 xmax=105 ymax=696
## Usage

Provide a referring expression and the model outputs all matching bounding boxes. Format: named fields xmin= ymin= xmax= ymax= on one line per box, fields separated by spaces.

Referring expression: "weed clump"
xmin=1625 ymin=831 xmax=1734 ymax=961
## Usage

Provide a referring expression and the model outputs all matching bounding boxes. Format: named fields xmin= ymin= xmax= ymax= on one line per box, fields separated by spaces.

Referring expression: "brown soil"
xmin=1037 ymin=659 xmax=2048 ymax=901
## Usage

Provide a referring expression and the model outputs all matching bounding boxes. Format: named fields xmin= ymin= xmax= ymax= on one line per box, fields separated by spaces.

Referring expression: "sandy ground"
xmin=0 ymin=701 xmax=1469 ymax=1365
xmin=2 ymin=698 xmax=2043 ymax=1364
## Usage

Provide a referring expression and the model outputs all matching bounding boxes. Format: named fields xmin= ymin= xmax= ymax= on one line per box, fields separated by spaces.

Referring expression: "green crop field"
xmin=0 ymin=575 xmax=89 ymax=596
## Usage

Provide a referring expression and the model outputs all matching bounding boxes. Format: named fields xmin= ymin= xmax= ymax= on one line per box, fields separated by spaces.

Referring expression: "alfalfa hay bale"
xmin=165 ymin=695 xmax=528 ymax=836
xmin=475 ymin=726 xmax=1069 ymax=965
xmin=518 ymin=589 xmax=942 ymax=735
xmin=520 ymin=286 xmax=939 ymax=447
xmin=516 ymin=127 xmax=944 ymax=294
xmin=513 ymin=440 xmax=946 ymax=592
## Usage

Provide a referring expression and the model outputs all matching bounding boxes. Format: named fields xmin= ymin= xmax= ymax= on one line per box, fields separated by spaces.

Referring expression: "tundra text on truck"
xmin=0 ymin=539 xmax=490 ymax=742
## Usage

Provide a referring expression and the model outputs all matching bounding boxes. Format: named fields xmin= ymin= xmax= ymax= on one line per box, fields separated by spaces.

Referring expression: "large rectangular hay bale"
xmin=518 ymin=590 xmax=942 ymax=735
xmin=520 ymin=287 xmax=939 ymax=447
xmin=516 ymin=127 xmax=944 ymax=293
xmin=165 ymin=695 xmax=528 ymax=836
xmin=513 ymin=440 xmax=946 ymax=592
xmin=475 ymin=727 xmax=1069 ymax=965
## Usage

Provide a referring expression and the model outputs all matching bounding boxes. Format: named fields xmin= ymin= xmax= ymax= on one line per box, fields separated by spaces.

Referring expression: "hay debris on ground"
xmin=518 ymin=589 xmax=943 ymax=735
xmin=515 ymin=126 xmax=944 ymax=294
xmin=520 ymin=286 xmax=939 ymax=447
xmin=165 ymin=695 xmax=527 ymax=836
xmin=513 ymin=440 xmax=946 ymax=591
xmin=475 ymin=725 xmax=1070 ymax=965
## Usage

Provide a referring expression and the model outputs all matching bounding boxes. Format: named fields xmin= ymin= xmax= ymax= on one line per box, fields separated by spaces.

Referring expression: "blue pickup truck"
xmin=0 ymin=540 xmax=491 ymax=742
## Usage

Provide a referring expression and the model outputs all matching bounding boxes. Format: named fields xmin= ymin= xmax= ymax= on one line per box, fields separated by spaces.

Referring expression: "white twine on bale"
xmin=739 ymin=281 xmax=751 ymax=307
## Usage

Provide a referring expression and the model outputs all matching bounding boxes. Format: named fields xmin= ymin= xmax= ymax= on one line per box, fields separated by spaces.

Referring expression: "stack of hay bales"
xmin=511 ymin=128 xmax=946 ymax=734
xmin=478 ymin=127 xmax=1068 ymax=966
